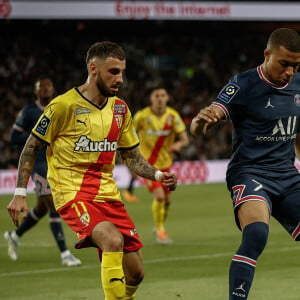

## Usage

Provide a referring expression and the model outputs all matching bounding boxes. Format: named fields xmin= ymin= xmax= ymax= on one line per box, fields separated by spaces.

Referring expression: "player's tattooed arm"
xmin=120 ymin=147 xmax=157 ymax=180
xmin=17 ymin=134 xmax=46 ymax=187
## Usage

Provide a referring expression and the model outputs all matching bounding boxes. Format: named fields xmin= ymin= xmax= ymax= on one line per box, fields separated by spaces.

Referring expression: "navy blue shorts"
xmin=227 ymin=167 xmax=300 ymax=240
xmin=31 ymin=160 xmax=51 ymax=197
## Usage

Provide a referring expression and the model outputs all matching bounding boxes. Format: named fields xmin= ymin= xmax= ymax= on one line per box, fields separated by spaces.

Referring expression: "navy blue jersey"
xmin=15 ymin=102 xmax=44 ymax=134
xmin=213 ymin=66 xmax=300 ymax=174
xmin=12 ymin=101 xmax=46 ymax=167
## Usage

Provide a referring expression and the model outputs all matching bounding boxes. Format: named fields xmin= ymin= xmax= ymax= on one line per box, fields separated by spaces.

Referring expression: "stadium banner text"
xmin=1 ymin=1 xmax=300 ymax=20
xmin=0 ymin=160 xmax=228 ymax=194
xmin=2 ymin=159 xmax=300 ymax=194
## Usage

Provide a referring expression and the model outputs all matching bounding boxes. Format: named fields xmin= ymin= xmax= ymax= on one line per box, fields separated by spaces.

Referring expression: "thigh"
xmin=273 ymin=184 xmax=300 ymax=240
xmin=228 ymin=172 xmax=272 ymax=230
xmin=238 ymin=201 xmax=270 ymax=229
xmin=91 ymin=220 xmax=124 ymax=251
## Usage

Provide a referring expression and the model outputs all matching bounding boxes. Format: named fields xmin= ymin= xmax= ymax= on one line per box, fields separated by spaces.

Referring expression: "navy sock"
xmin=16 ymin=208 xmax=44 ymax=237
xmin=127 ymin=177 xmax=135 ymax=193
xmin=229 ymin=222 xmax=269 ymax=299
xmin=49 ymin=212 xmax=67 ymax=253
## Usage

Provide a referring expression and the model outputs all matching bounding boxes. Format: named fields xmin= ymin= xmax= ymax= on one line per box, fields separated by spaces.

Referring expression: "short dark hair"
xmin=267 ymin=28 xmax=300 ymax=52
xmin=86 ymin=41 xmax=126 ymax=64
xmin=34 ymin=76 xmax=54 ymax=90
xmin=151 ymin=86 xmax=167 ymax=93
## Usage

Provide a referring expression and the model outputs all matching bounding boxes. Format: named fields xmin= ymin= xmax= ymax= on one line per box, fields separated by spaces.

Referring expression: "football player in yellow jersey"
xmin=7 ymin=41 xmax=177 ymax=300
xmin=133 ymin=87 xmax=189 ymax=244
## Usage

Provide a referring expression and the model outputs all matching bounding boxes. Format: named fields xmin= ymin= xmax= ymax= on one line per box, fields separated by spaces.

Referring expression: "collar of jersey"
xmin=75 ymin=87 xmax=109 ymax=110
xmin=257 ymin=65 xmax=288 ymax=89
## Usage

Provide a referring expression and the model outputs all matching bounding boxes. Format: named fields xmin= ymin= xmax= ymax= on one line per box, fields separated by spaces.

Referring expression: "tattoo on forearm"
xmin=120 ymin=148 xmax=157 ymax=180
xmin=17 ymin=136 xmax=43 ymax=187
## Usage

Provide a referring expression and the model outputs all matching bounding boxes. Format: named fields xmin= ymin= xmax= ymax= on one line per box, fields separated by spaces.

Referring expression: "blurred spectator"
xmin=0 ymin=20 xmax=271 ymax=168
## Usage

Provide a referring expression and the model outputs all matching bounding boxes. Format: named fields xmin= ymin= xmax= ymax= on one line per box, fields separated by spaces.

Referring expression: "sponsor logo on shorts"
xmin=130 ymin=228 xmax=137 ymax=236
xmin=79 ymin=212 xmax=90 ymax=227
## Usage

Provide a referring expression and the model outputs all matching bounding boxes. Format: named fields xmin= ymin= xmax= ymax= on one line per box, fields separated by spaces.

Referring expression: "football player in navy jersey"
xmin=4 ymin=77 xmax=81 ymax=267
xmin=190 ymin=28 xmax=300 ymax=299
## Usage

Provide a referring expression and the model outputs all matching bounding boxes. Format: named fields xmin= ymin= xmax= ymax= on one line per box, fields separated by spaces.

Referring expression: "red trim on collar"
xmin=257 ymin=66 xmax=288 ymax=89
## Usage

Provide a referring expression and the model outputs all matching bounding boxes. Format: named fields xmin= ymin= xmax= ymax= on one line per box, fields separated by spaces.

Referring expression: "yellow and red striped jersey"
xmin=32 ymin=88 xmax=139 ymax=209
xmin=133 ymin=106 xmax=186 ymax=169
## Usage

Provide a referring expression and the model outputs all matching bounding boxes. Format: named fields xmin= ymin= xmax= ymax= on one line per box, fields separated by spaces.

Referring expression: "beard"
xmin=96 ymin=75 xmax=117 ymax=97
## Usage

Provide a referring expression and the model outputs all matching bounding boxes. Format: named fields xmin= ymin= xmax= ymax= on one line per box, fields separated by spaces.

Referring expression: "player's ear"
xmin=264 ymin=48 xmax=271 ymax=61
xmin=88 ymin=60 xmax=98 ymax=76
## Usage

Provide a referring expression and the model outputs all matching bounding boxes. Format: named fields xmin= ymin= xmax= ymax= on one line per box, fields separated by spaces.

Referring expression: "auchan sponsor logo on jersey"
xmin=74 ymin=135 xmax=117 ymax=152
xmin=146 ymin=128 xmax=171 ymax=136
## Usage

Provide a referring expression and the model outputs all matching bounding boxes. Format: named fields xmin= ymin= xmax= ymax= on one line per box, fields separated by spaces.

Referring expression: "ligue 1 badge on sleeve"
xmin=218 ymin=83 xmax=240 ymax=103
xmin=36 ymin=115 xmax=51 ymax=136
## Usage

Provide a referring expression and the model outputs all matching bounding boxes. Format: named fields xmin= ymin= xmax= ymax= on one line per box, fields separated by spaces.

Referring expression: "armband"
xmin=14 ymin=188 xmax=27 ymax=197
xmin=154 ymin=170 xmax=163 ymax=182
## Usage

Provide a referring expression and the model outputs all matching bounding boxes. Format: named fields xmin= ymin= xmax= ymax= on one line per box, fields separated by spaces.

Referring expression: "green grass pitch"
xmin=1 ymin=183 xmax=300 ymax=299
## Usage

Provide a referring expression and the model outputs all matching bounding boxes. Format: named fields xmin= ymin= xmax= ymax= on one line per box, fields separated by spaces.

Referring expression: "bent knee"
xmin=126 ymin=269 xmax=144 ymax=286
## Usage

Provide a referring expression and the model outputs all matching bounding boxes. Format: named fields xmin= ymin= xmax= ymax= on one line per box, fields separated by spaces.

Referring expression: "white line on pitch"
xmin=1 ymin=245 xmax=300 ymax=277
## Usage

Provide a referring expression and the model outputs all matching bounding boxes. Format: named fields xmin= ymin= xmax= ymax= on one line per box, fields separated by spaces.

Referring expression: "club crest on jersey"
xmin=218 ymin=83 xmax=240 ymax=103
xmin=115 ymin=114 xmax=123 ymax=128
xmin=74 ymin=135 xmax=117 ymax=152
xmin=80 ymin=212 xmax=90 ymax=227
xmin=294 ymin=94 xmax=300 ymax=106
xmin=114 ymin=104 xmax=126 ymax=114
xmin=167 ymin=114 xmax=174 ymax=125
xmin=35 ymin=115 xmax=51 ymax=136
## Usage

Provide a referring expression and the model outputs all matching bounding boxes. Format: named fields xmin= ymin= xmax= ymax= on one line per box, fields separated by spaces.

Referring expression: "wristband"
xmin=14 ymin=187 xmax=27 ymax=197
xmin=155 ymin=170 xmax=163 ymax=181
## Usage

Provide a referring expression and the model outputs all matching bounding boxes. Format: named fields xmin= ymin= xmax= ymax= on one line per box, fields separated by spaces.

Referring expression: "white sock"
xmin=61 ymin=250 xmax=71 ymax=258
xmin=11 ymin=231 xmax=19 ymax=241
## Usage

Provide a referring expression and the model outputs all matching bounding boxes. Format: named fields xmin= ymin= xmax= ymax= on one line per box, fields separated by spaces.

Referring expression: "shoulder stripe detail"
xmin=212 ymin=102 xmax=230 ymax=120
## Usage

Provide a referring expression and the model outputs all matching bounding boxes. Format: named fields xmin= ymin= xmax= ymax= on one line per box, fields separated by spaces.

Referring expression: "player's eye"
xmin=110 ymin=69 xmax=121 ymax=75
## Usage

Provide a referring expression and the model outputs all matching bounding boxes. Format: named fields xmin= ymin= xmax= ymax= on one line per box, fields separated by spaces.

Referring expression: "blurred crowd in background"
xmin=1 ymin=19 xmax=298 ymax=169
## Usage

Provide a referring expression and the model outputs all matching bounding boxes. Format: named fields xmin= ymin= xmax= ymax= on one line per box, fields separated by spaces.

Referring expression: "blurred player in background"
xmin=133 ymin=87 xmax=189 ymax=244
xmin=7 ymin=41 xmax=177 ymax=300
xmin=4 ymin=76 xmax=81 ymax=267
xmin=190 ymin=28 xmax=300 ymax=299
xmin=122 ymin=171 xmax=139 ymax=203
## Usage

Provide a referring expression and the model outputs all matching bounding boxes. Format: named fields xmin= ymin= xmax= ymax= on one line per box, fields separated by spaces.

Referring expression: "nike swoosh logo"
xmin=251 ymin=179 xmax=263 ymax=191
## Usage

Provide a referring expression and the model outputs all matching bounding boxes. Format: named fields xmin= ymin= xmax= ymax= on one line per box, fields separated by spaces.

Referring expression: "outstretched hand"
xmin=160 ymin=172 xmax=177 ymax=191
xmin=7 ymin=196 xmax=28 ymax=227
xmin=190 ymin=105 xmax=223 ymax=135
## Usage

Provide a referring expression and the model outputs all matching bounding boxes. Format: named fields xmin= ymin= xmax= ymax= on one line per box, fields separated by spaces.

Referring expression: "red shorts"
xmin=58 ymin=200 xmax=143 ymax=253
xmin=144 ymin=168 xmax=171 ymax=194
